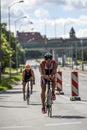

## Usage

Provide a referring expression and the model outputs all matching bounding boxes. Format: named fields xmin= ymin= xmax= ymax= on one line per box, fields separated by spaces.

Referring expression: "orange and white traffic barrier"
xmin=55 ymin=71 xmax=64 ymax=95
xmin=70 ymin=72 xmax=81 ymax=101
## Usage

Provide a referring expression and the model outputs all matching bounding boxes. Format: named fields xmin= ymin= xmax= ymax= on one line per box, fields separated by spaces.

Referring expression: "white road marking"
xmin=45 ymin=121 xmax=82 ymax=127
xmin=79 ymin=73 xmax=87 ymax=77
xmin=0 ymin=125 xmax=32 ymax=129
xmin=60 ymin=95 xmax=70 ymax=100
xmin=0 ymin=122 xmax=81 ymax=129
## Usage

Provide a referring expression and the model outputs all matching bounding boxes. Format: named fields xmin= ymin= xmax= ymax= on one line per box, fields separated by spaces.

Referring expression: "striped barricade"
xmin=70 ymin=72 xmax=81 ymax=101
xmin=55 ymin=71 xmax=64 ymax=95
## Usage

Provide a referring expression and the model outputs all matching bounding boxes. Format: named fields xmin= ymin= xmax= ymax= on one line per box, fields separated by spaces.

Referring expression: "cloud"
xmin=77 ymin=29 xmax=87 ymax=37
xmin=2 ymin=0 xmax=87 ymax=11
xmin=24 ymin=0 xmax=66 ymax=7
xmin=1 ymin=0 xmax=87 ymax=38
xmin=23 ymin=0 xmax=87 ymax=10
xmin=65 ymin=0 xmax=87 ymax=10
xmin=34 ymin=8 xmax=49 ymax=18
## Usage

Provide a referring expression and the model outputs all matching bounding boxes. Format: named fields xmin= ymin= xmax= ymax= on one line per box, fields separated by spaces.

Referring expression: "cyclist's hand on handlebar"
xmin=49 ymin=75 xmax=55 ymax=80
xmin=46 ymin=75 xmax=51 ymax=81
xmin=42 ymin=75 xmax=50 ymax=80
xmin=42 ymin=75 xmax=51 ymax=81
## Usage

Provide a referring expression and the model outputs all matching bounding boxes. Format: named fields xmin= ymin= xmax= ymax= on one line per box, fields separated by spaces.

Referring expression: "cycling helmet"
xmin=25 ymin=64 xmax=30 ymax=69
xmin=44 ymin=52 xmax=53 ymax=60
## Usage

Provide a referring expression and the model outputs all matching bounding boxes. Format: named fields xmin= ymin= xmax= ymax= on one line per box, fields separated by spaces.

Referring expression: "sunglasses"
xmin=46 ymin=58 xmax=52 ymax=61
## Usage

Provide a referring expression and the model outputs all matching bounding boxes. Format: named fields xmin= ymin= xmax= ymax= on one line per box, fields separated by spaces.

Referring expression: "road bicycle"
xmin=45 ymin=80 xmax=53 ymax=117
xmin=26 ymin=81 xmax=31 ymax=105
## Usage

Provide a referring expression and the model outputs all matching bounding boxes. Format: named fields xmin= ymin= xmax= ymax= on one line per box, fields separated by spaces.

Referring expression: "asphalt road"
xmin=0 ymin=65 xmax=87 ymax=130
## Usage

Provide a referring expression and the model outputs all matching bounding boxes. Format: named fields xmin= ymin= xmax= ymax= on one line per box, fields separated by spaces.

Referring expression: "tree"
xmin=1 ymin=34 xmax=12 ymax=72
xmin=1 ymin=23 xmax=25 ymax=70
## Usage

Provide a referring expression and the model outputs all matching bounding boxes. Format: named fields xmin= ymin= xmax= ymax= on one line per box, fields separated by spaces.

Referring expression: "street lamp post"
xmin=81 ymin=40 xmax=84 ymax=71
xmin=63 ymin=23 xmax=68 ymax=64
xmin=8 ymin=0 xmax=24 ymax=78
xmin=0 ymin=0 xmax=1 ymax=82
xmin=70 ymin=44 xmax=73 ymax=69
xmin=44 ymin=23 xmax=48 ymax=50
xmin=19 ymin=21 xmax=33 ymax=31
xmin=15 ymin=16 xmax=27 ymax=75
xmin=44 ymin=23 xmax=47 ymax=37
xmin=75 ymin=41 xmax=78 ymax=70
xmin=64 ymin=23 xmax=66 ymax=39
xmin=54 ymin=20 xmax=57 ymax=38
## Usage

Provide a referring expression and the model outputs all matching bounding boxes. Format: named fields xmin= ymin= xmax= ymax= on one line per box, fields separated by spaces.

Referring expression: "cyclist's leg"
xmin=30 ymin=77 xmax=33 ymax=94
xmin=22 ymin=82 xmax=26 ymax=100
xmin=41 ymin=77 xmax=46 ymax=113
xmin=41 ymin=84 xmax=46 ymax=108
xmin=51 ymin=80 xmax=55 ymax=92
xmin=51 ymin=80 xmax=56 ymax=100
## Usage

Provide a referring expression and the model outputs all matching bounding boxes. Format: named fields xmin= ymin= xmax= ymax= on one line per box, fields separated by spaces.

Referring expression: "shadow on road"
xmin=0 ymin=105 xmax=27 ymax=108
xmin=51 ymin=115 xmax=86 ymax=119
xmin=29 ymin=103 xmax=41 ymax=106
xmin=3 ymin=90 xmax=22 ymax=94
xmin=2 ymin=89 xmax=37 ymax=95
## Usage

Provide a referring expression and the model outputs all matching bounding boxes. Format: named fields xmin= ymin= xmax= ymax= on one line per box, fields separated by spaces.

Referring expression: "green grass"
xmin=0 ymin=69 xmax=22 ymax=91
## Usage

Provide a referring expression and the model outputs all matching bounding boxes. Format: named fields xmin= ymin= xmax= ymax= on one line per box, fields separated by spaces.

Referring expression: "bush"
xmin=0 ymin=72 xmax=22 ymax=91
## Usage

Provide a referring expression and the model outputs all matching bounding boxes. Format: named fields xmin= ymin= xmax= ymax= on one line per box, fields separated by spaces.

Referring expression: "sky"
xmin=1 ymin=0 xmax=87 ymax=38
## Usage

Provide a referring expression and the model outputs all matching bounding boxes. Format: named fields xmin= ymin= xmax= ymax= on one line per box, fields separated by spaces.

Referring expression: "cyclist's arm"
xmin=31 ymin=69 xmax=35 ymax=81
xmin=22 ymin=70 xmax=25 ymax=81
xmin=52 ymin=62 xmax=58 ymax=75
xmin=49 ymin=63 xmax=58 ymax=80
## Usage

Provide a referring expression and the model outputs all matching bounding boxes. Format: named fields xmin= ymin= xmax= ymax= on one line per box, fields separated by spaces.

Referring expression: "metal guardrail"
xmin=24 ymin=45 xmax=87 ymax=51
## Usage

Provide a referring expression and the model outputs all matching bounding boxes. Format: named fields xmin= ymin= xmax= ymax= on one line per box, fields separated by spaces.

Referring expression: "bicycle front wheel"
xmin=48 ymin=104 xmax=52 ymax=117
xmin=27 ymin=84 xmax=30 ymax=105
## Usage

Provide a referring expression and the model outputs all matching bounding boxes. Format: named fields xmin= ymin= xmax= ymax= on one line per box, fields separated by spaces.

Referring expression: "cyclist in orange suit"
xmin=22 ymin=64 xmax=35 ymax=100
xmin=40 ymin=52 xmax=58 ymax=113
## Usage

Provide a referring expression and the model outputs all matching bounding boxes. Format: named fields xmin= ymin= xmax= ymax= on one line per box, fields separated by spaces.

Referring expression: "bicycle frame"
xmin=45 ymin=80 xmax=52 ymax=117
